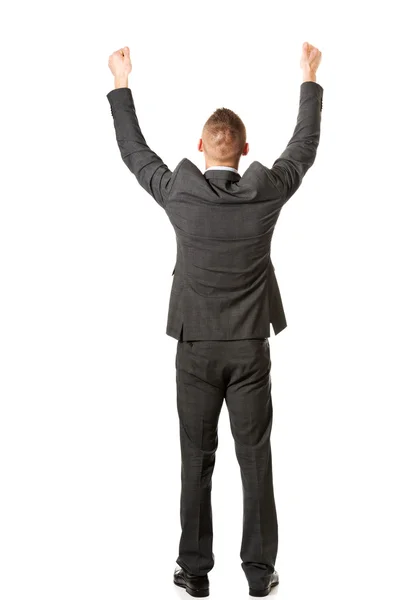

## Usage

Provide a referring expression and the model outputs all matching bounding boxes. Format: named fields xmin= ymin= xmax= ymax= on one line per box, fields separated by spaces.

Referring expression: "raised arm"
xmin=107 ymin=46 xmax=175 ymax=209
xmin=266 ymin=42 xmax=323 ymax=204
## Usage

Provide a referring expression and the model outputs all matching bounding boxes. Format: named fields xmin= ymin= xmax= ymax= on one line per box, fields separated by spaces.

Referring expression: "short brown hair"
xmin=202 ymin=107 xmax=246 ymax=164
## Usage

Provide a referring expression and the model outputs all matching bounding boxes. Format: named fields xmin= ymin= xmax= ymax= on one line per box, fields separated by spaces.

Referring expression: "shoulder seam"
xmin=166 ymin=158 xmax=187 ymax=203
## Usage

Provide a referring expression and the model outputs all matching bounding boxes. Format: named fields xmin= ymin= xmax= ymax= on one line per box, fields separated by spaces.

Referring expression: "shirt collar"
xmin=205 ymin=165 xmax=239 ymax=174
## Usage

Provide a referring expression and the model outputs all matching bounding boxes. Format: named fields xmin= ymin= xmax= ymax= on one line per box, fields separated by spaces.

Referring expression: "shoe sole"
xmin=249 ymin=581 xmax=279 ymax=597
xmin=174 ymin=579 xmax=210 ymax=597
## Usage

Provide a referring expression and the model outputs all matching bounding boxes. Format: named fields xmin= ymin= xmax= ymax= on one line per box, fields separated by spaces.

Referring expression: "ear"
xmin=198 ymin=138 xmax=203 ymax=152
xmin=242 ymin=142 xmax=249 ymax=156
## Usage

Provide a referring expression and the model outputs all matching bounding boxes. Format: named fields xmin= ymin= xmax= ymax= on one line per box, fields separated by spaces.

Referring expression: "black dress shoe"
xmin=173 ymin=566 xmax=210 ymax=597
xmin=249 ymin=570 xmax=279 ymax=597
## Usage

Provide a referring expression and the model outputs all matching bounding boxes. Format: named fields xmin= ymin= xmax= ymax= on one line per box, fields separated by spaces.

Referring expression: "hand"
xmin=300 ymin=42 xmax=322 ymax=76
xmin=108 ymin=46 xmax=132 ymax=87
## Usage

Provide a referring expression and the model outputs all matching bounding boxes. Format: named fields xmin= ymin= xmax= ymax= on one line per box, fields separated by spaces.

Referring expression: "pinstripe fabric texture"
xmin=107 ymin=82 xmax=323 ymax=340
xmin=107 ymin=81 xmax=323 ymax=588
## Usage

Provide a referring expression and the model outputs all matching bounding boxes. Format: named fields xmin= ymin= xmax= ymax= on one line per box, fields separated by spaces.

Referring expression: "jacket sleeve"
xmin=107 ymin=87 xmax=175 ymax=209
xmin=264 ymin=81 xmax=323 ymax=204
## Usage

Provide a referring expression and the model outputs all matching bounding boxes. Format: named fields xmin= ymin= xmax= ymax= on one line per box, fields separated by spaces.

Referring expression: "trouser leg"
xmin=224 ymin=339 xmax=278 ymax=589
xmin=175 ymin=341 xmax=225 ymax=576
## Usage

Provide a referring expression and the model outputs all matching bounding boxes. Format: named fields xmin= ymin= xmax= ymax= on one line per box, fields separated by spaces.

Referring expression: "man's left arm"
xmin=107 ymin=47 xmax=176 ymax=208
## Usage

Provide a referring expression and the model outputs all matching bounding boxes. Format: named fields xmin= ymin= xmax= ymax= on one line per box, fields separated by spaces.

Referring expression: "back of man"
xmin=164 ymin=154 xmax=308 ymax=341
xmin=107 ymin=41 xmax=323 ymax=597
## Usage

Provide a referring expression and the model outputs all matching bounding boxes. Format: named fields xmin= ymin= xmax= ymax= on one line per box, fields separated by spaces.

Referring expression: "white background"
xmin=1 ymin=1 xmax=399 ymax=599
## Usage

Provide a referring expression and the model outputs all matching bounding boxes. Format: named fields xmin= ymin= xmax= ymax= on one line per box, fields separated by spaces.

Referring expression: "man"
xmin=107 ymin=41 xmax=322 ymax=597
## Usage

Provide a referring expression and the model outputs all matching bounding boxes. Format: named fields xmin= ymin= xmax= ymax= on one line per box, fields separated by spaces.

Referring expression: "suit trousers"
xmin=175 ymin=338 xmax=278 ymax=589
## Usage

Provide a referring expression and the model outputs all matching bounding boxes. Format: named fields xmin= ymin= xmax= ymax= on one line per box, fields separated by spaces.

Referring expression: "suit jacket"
xmin=107 ymin=81 xmax=323 ymax=341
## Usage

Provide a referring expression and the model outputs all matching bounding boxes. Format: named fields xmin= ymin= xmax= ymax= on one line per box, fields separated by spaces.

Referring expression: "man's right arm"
xmin=262 ymin=42 xmax=323 ymax=204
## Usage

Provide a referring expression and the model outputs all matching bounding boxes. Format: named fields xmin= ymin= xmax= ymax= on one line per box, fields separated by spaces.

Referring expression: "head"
xmin=198 ymin=107 xmax=249 ymax=170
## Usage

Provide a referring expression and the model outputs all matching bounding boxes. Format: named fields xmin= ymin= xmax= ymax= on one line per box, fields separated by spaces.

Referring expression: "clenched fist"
xmin=300 ymin=42 xmax=322 ymax=75
xmin=108 ymin=46 xmax=132 ymax=88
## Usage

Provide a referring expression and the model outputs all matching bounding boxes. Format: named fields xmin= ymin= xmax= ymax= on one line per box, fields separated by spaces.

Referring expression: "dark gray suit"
xmin=107 ymin=80 xmax=323 ymax=589
xmin=107 ymin=81 xmax=322 ymax=342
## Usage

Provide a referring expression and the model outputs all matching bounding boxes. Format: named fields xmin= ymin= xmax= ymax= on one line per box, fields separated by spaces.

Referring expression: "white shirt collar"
xmin=205 ymin=166 xmax=239 ymax=174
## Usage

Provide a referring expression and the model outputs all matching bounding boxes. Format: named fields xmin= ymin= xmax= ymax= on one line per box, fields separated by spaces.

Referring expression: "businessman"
xmin=107 ymin=41 xmax=323 ymax=597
